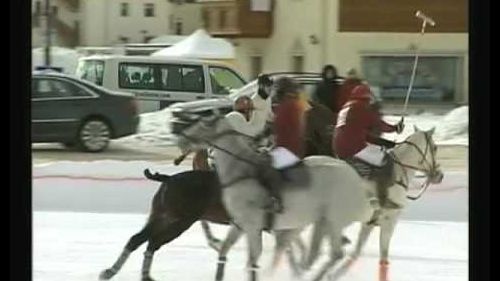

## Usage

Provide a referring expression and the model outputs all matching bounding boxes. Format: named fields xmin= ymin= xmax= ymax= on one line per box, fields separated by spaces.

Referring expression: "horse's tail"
xmin=144 ymin=169 xmax=171 ymax=182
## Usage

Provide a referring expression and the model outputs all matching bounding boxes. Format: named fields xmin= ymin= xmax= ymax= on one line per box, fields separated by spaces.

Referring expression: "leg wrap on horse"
xmin=248 ymin=265 xmax=259 ymax=281
xmin=111 ymin=248 xmax=131 ymax=272
xmin=99 ymin=248 xmax=131 ymax=280
xmin=141 ymin=251 xmax=154 ymax=279
xmin=379 ymin=260 xmax=390 ymax=281
xmin=215 ymin=256 xmax=227 ymax=281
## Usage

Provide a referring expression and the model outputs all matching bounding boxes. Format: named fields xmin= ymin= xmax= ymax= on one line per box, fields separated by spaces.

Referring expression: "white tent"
xmin=151 ymin=29 xmax=235 ymax=59
xmin=32 ymin=47 xmax=81 ymax=74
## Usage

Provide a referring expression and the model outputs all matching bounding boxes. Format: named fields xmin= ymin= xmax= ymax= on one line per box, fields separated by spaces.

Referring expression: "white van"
xmin=75 ymin=55 xmax=247 ymax=113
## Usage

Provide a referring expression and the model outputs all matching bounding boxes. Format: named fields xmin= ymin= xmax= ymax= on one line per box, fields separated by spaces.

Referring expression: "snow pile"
xmin=116 ymin=108 xmax=176 ymax=147
xmin=32 ymin=47 xmax=81 ymax=74
xmin=117 ymin=105 xmax=468 ymax=147
xmin=383 ymin=106 xmax=468 ymax=146
xmin=435 ymin=106 xmax=468 ymax=145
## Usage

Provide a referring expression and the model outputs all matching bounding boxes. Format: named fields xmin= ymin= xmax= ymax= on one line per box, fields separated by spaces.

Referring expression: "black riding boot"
xmin=258 ymin=167 xmax=284 ymax=213
xmin=372 ymin=156 xmax=395 ymax=208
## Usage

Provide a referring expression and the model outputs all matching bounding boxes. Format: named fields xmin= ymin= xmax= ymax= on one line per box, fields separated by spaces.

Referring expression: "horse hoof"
xmin=98 ymin=269 xmax=115 ymax=280
xmin=142 ymin=277 xmax=156 ymax=281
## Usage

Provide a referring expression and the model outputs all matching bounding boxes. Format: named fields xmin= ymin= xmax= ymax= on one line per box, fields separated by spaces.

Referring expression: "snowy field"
xmin=33 ymin=160 xmax=468 ymax=281
xmin=116 ymin=106 xmax=469 ymax=148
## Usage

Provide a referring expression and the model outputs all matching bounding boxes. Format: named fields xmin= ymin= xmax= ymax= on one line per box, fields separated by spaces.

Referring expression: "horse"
xmin=175 ymin=114 xmax=443 ymax=281
xmin=98 ymin=167 xmax=315 ymax=281
xmin=187 ymin=100 xmax=336 ymax=252
xmin=311 ymin=126 xmax=444 ymax=281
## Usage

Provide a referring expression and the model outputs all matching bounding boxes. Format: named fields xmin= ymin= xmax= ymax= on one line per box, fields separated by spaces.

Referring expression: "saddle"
xmin=277 ymin=161 xmax=311 ymax=188
xmin=346 ymin=155 xmax=402 ymax=210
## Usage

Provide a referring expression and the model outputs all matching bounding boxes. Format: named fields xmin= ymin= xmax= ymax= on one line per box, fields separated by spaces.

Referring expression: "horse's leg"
xmin=215 ymin=225 xmax=243 ymax=281
xmin=201 ymin=221 xmax=223 ymax=252
xmin=352 ymin=223 xmax=375 ymax=260
xmin=292 ymin=235 xmax=307 ymax=268
xmin=304 ymin=220 xmax=326 ymax=269
xmin=310 ymin=223 xmax=345 ymax=281
xmin=246 ymin=229 xmax=263 ymax=281
xmin=327 ymin=223 xmax=375 ymax=281
xmin=270 ymin=230 xmax=291 ymax=271
xmin=141 ymin=218 xmax=197 ymax=281
xmin=378 ymin=211 xmax=400 ymax=281
xmin=285 ymin=235 xmax=307 ymax=277
xmin=99 ymin=222 xmax=153 ymax=280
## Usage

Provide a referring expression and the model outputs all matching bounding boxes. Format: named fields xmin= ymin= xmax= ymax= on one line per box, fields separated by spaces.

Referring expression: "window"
xmin=250 ymin=56 xmax=263 ymax=80
xmin=120 ymin=3 xmax=129 ymax=17
xmin=361 ymin=55 xmax=460 ymax=102
xmin=35 ymin=1 xmax=41 ymax=14
xmin=159 ymin=64 xmax=205 ymax=93
xmin=202 ymin=9 xmax=210 ymax=29
xmin=175 ymin=21 xmax=183 ymax=35
xmin=119 ymin=63 xmax=156 ymax=90
xmin=76 ymin=60 xmax=105 ymax=86
xmin=292 ymin=55 xmax=304 ymax=72
xmin=250 ymin=0 xmax=271 ymax=12
xmin=144 ymin=3 xmax=155 ymax=17
xmin=33 ymin=79 xmax=90 ymax=99
xmin=209 ymin=67 xmax=246 ymax=95
xmin=119 ymin=36 xmax=129 ymax=43
xmin=51 ymin=6 xmax=58 ymax=17
xmin=219 ymin=10 xmax=227 ymax=29
xmin=144 ymin=36 xmax=155 ymax=43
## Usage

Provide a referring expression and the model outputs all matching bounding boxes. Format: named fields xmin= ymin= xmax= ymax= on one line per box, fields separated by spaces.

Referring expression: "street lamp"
xmin=44 ymin=0 xmax=52 ymax=66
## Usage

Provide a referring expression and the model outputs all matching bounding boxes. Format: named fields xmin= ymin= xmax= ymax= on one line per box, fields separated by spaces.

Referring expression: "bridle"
xmin=389 ymin=132 xmax=440 ymax=200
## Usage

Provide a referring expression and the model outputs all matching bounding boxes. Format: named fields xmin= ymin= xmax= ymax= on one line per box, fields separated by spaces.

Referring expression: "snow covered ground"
xmin=33 ymin=160 xmax=468 ymax=281
xmin=116 ymin=106 xmax=469 ymax=148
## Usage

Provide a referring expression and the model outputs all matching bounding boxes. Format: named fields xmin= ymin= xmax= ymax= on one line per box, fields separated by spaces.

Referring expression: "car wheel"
xmin=78 ymin=119 xmax=111 ymax=152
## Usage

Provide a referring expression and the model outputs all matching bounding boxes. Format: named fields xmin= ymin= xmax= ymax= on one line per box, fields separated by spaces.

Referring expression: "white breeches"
xmin=354 ymin=143 xmax=385 ymax=167
xmin=270 ymin=146 xmax=301 ymax=169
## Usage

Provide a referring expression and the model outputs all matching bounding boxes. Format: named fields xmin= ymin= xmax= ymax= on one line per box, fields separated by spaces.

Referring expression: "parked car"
xmin=169 ymin=72 xmax=327 ymax=134
xmin=76 ymin=55 xmax=247 ymax=113
xmin=31 ymin=71 xmax=140 ymax=152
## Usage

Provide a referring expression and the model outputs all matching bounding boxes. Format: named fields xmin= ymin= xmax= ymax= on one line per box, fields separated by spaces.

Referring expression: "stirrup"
xmin=266 ymin=197 xmax=284 ymax=213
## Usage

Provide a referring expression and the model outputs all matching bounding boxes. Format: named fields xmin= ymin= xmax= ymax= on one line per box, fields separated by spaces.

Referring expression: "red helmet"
xmin=350 ymin=84 xmax=372 ymax=100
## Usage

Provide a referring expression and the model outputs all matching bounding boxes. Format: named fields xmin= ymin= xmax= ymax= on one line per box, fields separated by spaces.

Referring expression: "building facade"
xmin=201 ymin=0 xmax=469 ymax=104
xmin=32 ymin=0 xmax=202 ymax=47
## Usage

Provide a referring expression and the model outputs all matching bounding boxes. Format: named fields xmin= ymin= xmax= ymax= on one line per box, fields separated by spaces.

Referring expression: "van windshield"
xmin=76 ymin=60 xmax=105 ymax=86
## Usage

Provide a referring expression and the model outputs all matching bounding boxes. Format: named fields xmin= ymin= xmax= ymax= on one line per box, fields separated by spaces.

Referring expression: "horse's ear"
xmin=428 ymin=127 xmax=436 ymax=136
xmin=413 ymin=125 xmax=420 ymax=132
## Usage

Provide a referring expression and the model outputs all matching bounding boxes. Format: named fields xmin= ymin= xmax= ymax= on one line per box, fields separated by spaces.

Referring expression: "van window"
xmin=76 ymin=60 xmax=105 ymax=86
xmin=119 ymin=63 xmax=157 ymax=90
xmin=208 ymin=66 xmax=245 ymax=95
xmin=159 ymin=64 xmax=205 ymax=93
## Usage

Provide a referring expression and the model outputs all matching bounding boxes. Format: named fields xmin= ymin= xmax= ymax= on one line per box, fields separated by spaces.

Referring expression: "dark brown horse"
xmin=98 ymin=102 xmax=336 ymax=281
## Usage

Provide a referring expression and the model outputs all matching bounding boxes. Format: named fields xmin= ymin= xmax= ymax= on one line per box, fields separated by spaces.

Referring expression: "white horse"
xmin=304 ymin=125 xmax=444 ymax=281
xmin=176 ymin=115 xmax=443 ymax=281
xmin=176 ymin=115 xmax=380 ymax=281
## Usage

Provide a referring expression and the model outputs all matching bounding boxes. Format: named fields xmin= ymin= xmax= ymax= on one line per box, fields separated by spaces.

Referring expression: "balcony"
xmin=200 ymin=0 xmax=274 ymax=38
xmin=60 ymin=0 xmax=79 ymax=12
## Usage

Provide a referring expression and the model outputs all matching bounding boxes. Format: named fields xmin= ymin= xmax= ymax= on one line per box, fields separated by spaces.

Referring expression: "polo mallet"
xmin=402 ymin=11 xmax=437 ymax=121
xmin=173 ymin=150 xmax=191 ymax=165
